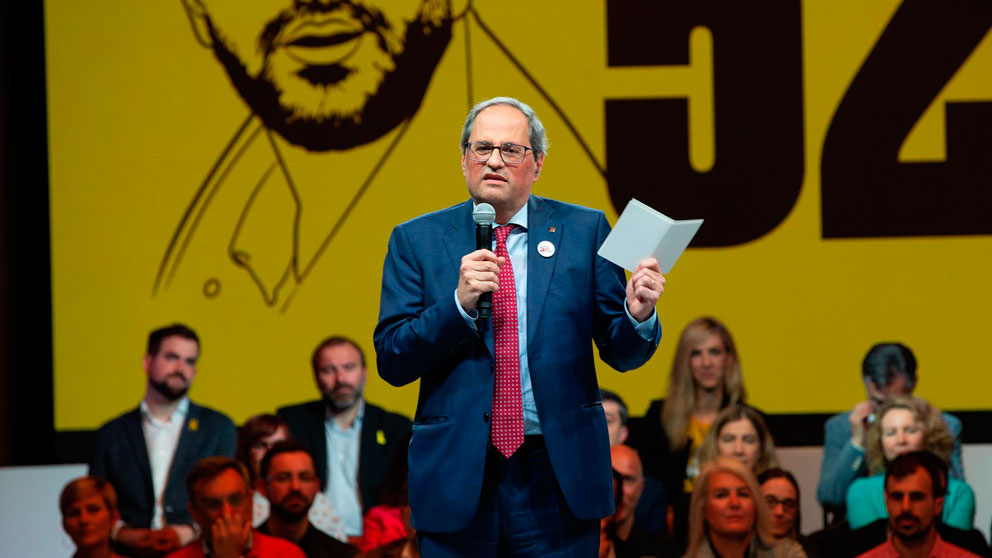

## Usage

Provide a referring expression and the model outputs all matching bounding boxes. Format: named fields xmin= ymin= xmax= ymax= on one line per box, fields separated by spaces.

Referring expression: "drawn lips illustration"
xmin=281 ymin=18 xmax=366 ymax=65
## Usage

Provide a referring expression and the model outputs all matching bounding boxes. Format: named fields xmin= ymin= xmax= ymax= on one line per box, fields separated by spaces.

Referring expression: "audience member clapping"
xmin=698 ymin=405 xmax=778 ymax=475
xmin=237 ymin=414 xmax=347 ymax=542
xmin=61 ymin=476 xmax=123 ymax=558
xmin=846 ymin=396 xmax=975 ymax=531
xmin=684 ymin=458 xmax=806 ymax=558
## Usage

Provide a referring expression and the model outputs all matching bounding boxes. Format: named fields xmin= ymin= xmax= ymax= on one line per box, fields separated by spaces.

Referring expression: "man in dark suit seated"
xmin=257 ymin=440 xmax=356 ymax=558
xmin=90 ymin=323 xmax=237 ymax=557
xmin=277 ymin=336 xmax=411 ymax=542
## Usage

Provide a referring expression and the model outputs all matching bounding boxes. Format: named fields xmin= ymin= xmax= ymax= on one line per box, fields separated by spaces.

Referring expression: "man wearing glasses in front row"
xmin=374 ymin=96 xmax=666 ymax=557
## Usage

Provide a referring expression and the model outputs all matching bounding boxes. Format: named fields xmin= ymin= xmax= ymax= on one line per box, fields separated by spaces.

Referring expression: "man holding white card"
xmin=374 ymin=96 xmax=666 ymax=557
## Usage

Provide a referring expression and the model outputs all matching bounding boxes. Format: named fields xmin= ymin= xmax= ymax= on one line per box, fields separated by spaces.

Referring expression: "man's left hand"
xmin=625 ymin=258 xmax=664 ymax=322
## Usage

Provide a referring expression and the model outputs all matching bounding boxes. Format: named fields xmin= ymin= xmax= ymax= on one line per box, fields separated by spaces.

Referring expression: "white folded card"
xmin=597 ymin=199 xmax=703 ymax=274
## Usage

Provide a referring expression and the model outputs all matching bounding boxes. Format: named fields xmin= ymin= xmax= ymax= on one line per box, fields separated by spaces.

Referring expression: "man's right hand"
xmin=849 ymin=400 xmax=873 ymax=448
xmin=209 ymin=514 xmax=251 ymax=558
xmin=456 ymin=249 xmax=505 ymax=312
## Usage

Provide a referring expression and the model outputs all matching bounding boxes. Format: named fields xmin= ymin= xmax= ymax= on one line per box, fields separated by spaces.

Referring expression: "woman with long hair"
xmin=60 ymin=476 xmax=122 ymax=558
xmin=627 ymin=317 xmax=748 ymax=547
xmin=684 ymin=459 xmax=805 ymax=558
xmin=845 ymin=396 xmax=975 ymax=530
xmin=697 ymin=405 xmax=778 ymax=475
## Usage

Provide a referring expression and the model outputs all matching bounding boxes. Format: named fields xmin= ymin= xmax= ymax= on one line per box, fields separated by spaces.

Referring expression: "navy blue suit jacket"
xmin=373 ymin=196 xmax=661 ymax=533
xmin=89 ymin=401 xmax=237 ymax=527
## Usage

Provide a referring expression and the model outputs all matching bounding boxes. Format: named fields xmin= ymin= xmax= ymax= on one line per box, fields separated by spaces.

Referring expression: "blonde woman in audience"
xmin=697 ymin=405 xmax=778 ymax=475
xmin=236 ymin=413 xmax=348 ymax=542
xmin=628 ymin=317 xmax=748 ymax=547
xmin=684 ymin=458 xmax=805 ymax=558
xmin=845 ymin=396 xmax=975 ymax=530
xmin=60 ymin=476 xmax=122 ymax=558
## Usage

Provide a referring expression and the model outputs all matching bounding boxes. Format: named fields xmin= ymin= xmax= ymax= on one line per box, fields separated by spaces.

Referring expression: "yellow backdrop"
xmin=46 ymin=0 xmax=992 ymax=429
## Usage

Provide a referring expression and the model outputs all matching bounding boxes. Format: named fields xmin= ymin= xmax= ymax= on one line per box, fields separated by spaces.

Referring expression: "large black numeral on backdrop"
xmin=822 ymin=1 xmax=992 ymax=238
xmin=605 ymin=1 xmax=804 ymax=247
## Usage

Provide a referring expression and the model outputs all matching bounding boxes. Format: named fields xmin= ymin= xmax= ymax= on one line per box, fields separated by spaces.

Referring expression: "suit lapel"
xmin=123 ymin=409 xmax=154 ymax=501
xmin=443 ymin=200 xmax=494 ymax=356
xmin=168 ymin=402 xmax=199 ymax=486
xmin=526 ymin=196 xmax=561 ymax=341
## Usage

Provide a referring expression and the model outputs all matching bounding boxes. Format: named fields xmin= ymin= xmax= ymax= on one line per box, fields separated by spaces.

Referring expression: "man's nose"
xmin=486 ymin=148 xmax=505 ymax=168
xmin=290 ymin=476 xmax=301 ymax=490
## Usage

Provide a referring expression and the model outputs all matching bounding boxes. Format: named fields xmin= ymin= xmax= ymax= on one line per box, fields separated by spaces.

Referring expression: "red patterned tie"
xmin=490 ymin=224 xmax=524 ymax=457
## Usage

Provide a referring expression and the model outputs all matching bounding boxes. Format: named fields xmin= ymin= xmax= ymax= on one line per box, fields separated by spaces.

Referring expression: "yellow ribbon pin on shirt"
xmin=376 ymin=429 xmax=386 ymax=445
xmin=189 ymin=418 xmax=199 ymax=432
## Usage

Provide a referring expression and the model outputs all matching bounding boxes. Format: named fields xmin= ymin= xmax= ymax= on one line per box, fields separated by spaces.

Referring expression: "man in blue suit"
xmin=90 ymin=324 xmax=237 ymax=557
xmin=374 ymin=97 xmax=665 ymax=557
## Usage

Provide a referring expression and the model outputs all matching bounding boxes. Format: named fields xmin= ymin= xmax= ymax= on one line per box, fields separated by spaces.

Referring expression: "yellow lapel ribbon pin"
xmin=188 ymin=418 xmax=199 ymax=432
xmin=376 ymin=429 xmax=386 ymax=445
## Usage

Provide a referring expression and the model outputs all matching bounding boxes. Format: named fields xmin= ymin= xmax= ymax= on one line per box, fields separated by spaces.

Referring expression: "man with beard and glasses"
xmin=857 ymin=452 xmax=980 ymax=558
xmin=91 ymin=324 xmax=237 ymax=557
xmin=158 ymin=0 xmax=454 ymax=309
xmin=258 ymin=441 xmax=356 ymax=557
xmin=278 ymin=336 xmax=411 ymax=542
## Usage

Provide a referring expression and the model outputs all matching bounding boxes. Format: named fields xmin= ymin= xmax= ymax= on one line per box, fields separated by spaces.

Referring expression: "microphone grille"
xmin=473 ymin=203 xmax=496 ymax=226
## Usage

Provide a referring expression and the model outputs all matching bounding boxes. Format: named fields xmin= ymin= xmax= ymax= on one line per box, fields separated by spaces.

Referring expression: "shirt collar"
xmin=325 ymin=399 xmax=365 ymax=429
xmin=139 ymin=396 xmax=190 ymax=424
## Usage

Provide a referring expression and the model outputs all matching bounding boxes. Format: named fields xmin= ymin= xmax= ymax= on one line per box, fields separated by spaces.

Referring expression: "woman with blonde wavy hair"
xmin=628 ymin=317 xmax=749 ymax=548
xmin=685 ymin=458 xmax=805 ymax=558
xmin=697 ymin=405 xmax=778 ymax=475
xmin=845 ymin=395 xmax=975 ymax=530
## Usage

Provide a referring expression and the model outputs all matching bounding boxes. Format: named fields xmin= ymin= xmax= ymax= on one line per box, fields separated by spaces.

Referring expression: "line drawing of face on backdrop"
xmin=183 ymin=0 xmax=453 ymax=151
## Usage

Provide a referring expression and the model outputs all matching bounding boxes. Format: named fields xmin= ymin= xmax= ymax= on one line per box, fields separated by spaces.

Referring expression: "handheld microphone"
xmin=473 ymin=203 xmax=496 ymax=319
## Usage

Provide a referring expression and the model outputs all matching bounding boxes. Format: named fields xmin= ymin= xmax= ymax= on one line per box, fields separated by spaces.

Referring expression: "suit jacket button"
xmin=483 ymin=412 xmax=490 ymax=423
xmin=165 ymin=505 xmax=173 ymax=512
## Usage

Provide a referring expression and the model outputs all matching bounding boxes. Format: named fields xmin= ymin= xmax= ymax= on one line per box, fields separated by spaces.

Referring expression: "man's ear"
xmin=142 ymin=354 xmax=153 ymax=376
xmin=181 ymin=0 xmax=213 ymax=48
xmin=934 ymin=495 xmax=945 ymax=517
xmin=619 ymin=425 xmax=629 ymax=445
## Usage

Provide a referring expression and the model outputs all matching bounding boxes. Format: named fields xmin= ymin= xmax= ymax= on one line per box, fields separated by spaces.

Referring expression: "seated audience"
xmin=237 ymin=414 xmax=346 ymax=542
xmin=61 ymin=476 xmax=122 ymax=558
xmin=608 ymin=445 xmax=676 ymax=558
xmin=358 ymin=434 xmax=416 ymax=556
xmin=818 ymin=343 xmax=963 ymax=519
xmin=257 ymin=441 xmax=355 ymax=557
xmin=90 ymin=324 xmax=237 ymax=558
xmin=602 ymin=389 xmax=669 ymax=537
xmin=627 ymin=317 xmax=748 ymax=549
xmin=846 ymin=397 xmax=974 ymax=531
xmin=697 ymin=405 xmax=778 ymax=475
xmin=759 ymin=469 xmax=819 ymax=558
xmin=684 ymin=458 xmax=806 ymax=558
xmin=277 ymin=336 xmax=412 ymax=540
xmin=856 ymin=452 xmax=981 ymax=558
xmin=165 ymin=457 xmax=303 ymax=558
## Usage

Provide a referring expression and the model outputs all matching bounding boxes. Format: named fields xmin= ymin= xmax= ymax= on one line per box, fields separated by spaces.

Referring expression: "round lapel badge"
xmin=537 ymin=240 xmax=556 ymax=258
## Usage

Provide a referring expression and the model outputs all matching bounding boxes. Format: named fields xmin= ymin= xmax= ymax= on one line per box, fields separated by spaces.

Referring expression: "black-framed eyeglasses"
xmin=465 ymin=142 xmax=534 ymax=165
xmin=765 ymin=495 xmax=798 ymax=512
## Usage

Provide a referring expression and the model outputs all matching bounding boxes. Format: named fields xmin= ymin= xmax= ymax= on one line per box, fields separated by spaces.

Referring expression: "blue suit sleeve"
xmin=817 ymin=413 xmax=867 ymax=508
xmin=374 ymin=224 xmax=481 ymax=387
xmin=591 ymin=213 xmax=660 ymax=371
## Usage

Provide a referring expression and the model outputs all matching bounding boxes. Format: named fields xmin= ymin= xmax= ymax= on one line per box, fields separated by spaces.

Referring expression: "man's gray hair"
xmin=460 ymin=96 xmax=549 ymax=159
